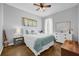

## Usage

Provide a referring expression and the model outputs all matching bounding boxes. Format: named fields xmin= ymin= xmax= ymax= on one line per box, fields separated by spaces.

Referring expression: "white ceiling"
xmin=7 ymin=3 xmax=78 ymax=17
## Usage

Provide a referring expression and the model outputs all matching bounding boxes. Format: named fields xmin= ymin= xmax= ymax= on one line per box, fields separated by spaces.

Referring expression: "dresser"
xmin=55 ymin=33 xmax=72 ymax=43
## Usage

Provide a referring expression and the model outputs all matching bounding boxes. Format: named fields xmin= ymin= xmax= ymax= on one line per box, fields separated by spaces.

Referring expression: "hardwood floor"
xmin=39 ymin=42 xmax=62 ymax=56
xmin=1 ymin=43 xmax=62 ymax=56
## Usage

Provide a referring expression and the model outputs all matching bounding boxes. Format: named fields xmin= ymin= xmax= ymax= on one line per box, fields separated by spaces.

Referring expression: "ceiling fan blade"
xmin=33 ymin=3 xmax=40 ymax=7
xmin=44 ymin=5 xmax=51 ymax=7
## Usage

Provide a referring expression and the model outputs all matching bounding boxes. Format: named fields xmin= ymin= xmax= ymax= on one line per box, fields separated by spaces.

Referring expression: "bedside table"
xmin=13 ymin=36 xmax=24 ymax=45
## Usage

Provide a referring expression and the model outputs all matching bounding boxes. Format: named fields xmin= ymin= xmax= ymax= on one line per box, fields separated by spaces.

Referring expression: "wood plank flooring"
xmin=1 ymin=43 xmax=62 ymax=56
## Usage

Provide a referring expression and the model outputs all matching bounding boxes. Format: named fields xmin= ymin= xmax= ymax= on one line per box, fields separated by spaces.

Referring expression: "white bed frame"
xmin=23 ymin=34 xmax=55 ymax=56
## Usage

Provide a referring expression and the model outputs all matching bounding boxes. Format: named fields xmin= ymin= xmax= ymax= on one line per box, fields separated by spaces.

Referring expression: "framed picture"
xmin=55 ymin=21 xmax=71 ymax=33
xmin=22 ymin=17 xmax=37 ymax=27
xmin=32 ymin=20 xmax=37 ymax=27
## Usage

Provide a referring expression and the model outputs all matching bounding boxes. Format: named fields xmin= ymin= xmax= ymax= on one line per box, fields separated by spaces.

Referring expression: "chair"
xmin=63 ymin=40 xmax=76 ymax=51
xmin=3 ymin=30 xmax=9 ymax=47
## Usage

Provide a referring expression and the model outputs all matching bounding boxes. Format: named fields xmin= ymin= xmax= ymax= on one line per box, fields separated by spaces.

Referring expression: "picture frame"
xmin=22 ymin=17 xmax=37 ymax=27
xmin=55 ymin=21 xmax=71 ymax=33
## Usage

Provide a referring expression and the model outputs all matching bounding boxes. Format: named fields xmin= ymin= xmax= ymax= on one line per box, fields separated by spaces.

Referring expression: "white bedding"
xmin=23 ymin=34 xmax=55 ymax=56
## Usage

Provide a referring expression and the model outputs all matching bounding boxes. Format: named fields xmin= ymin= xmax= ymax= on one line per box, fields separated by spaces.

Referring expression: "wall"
xmin=3 ymin=4 xmax=42 ymax=44
xmin=78 ymin=5 xmax=79 ymax=44
xmin=43 ymin=5 xmax=78 ymax=41
xmin=0 ymin=3 xmax=3 ymax=54
xmin=3 ymin=4 xmax=79 ymax=44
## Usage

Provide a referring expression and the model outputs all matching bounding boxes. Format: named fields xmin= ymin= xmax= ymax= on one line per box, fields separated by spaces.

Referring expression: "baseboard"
xmin=56 ymin=40 xmax=63 ymax=44
xmin=56 ymin=41 xmax=63 ymax=44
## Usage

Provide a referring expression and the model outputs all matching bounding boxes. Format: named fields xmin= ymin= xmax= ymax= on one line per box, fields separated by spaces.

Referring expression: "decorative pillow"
xmin=26 ymin=30 xmax=29 ymax=34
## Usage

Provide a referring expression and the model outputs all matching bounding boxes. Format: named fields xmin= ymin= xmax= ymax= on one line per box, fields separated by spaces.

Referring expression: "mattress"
xmin=23 ymin=34 xmax=55 ymax=56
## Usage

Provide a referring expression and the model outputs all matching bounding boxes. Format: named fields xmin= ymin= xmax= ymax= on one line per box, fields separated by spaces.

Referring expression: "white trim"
xmin=0 ymin=4 xmax=3 ymax=56
xmin=0 ymin=46 xmax=3 ymax=55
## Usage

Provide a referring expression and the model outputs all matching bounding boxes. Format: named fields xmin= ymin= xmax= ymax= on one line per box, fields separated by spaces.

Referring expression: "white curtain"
xmin=44 ymin=18 xmax=53 ymax=34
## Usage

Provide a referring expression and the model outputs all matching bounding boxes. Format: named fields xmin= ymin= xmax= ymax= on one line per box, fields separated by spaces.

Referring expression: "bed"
xmin=23 ymin=34 xmax=56 ymax=56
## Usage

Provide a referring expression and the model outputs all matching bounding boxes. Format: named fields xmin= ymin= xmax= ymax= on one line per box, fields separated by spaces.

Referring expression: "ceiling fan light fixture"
xmin=39 ymin=7 xmax=46 ymax=11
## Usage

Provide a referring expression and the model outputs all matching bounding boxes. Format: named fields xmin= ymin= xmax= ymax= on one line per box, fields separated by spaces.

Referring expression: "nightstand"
xmin=13 ymin=36 xmax=24 ymax=45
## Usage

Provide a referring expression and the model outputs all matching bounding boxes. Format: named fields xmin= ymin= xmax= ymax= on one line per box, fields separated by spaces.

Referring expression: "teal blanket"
xmin=34 ymin=35 xmax=55 ymax=52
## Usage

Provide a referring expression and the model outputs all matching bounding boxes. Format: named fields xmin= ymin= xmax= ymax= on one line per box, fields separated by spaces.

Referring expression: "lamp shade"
xmin=14 ymin=27 xmax=22 ymax=37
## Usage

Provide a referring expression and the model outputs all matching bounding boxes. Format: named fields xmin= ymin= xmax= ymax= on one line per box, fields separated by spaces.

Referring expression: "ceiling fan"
xmin=33 ymin=3 xmax=51 ymax=11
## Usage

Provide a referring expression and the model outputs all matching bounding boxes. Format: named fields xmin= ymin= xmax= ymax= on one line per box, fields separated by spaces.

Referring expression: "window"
xmin=44 ymin=18 xmax=53 ymax=34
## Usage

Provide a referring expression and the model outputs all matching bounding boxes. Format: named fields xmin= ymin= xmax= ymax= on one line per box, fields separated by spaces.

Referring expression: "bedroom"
xmin=0 ymin=3 xmax=79 ymax=56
